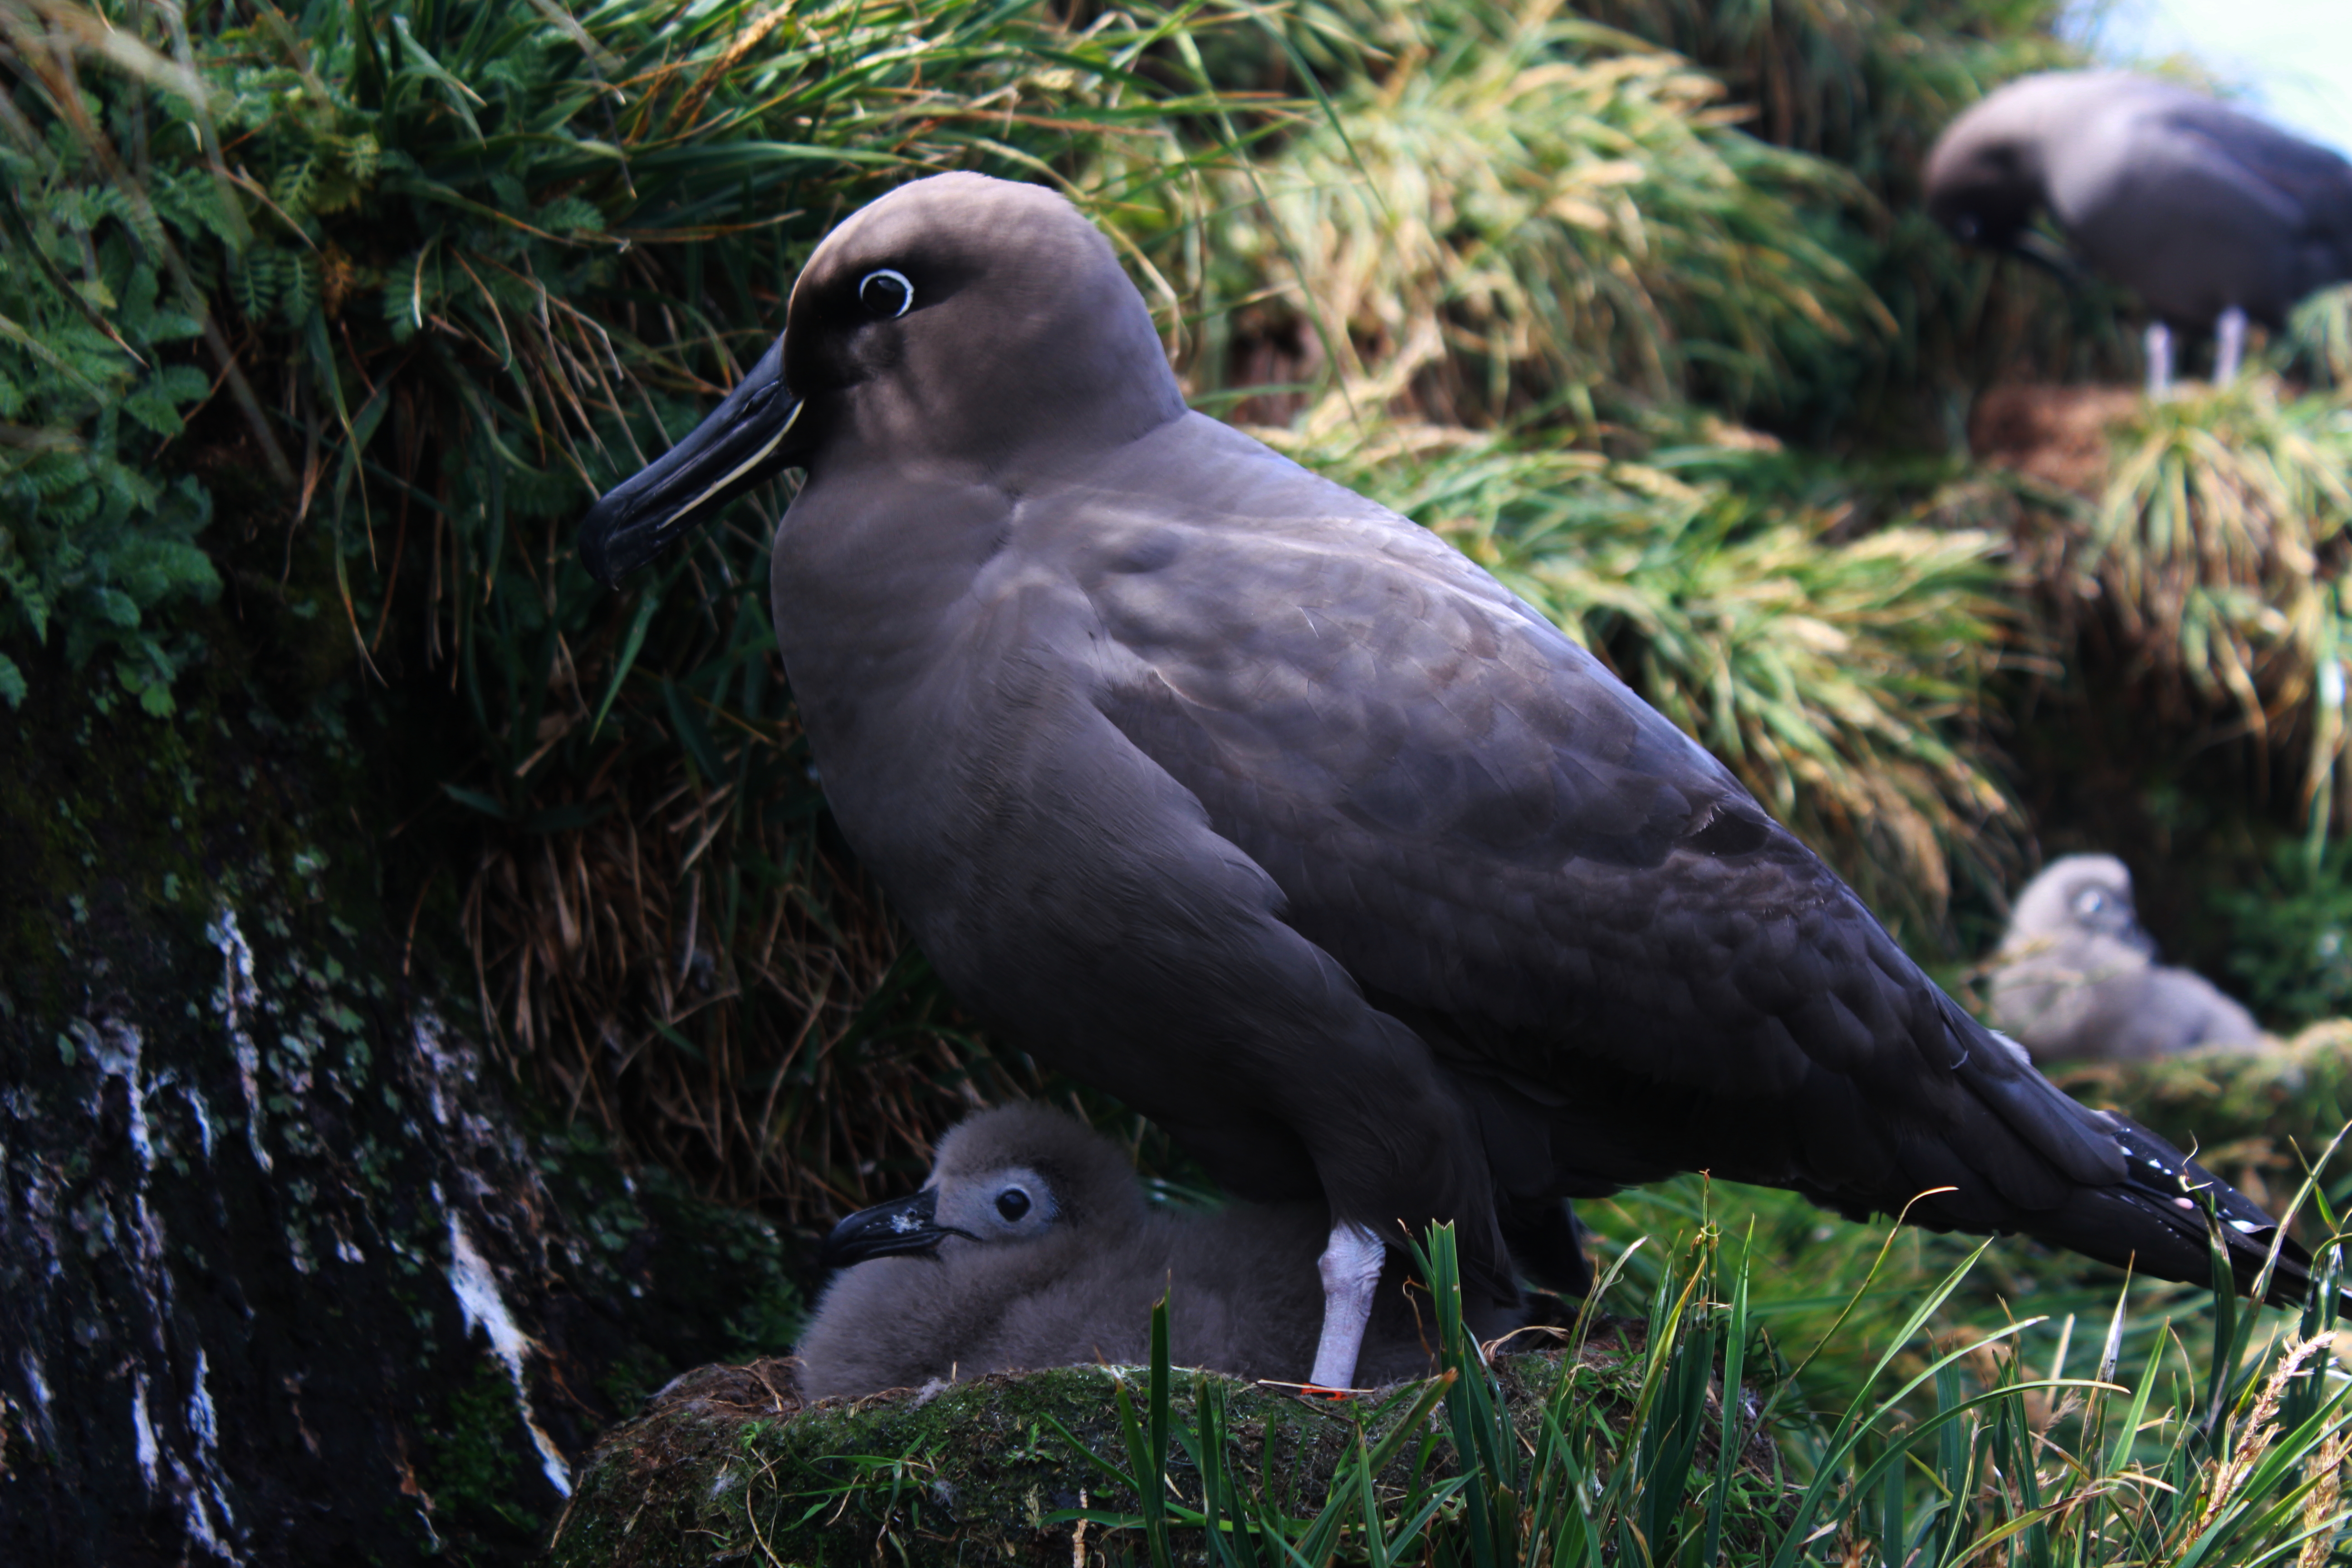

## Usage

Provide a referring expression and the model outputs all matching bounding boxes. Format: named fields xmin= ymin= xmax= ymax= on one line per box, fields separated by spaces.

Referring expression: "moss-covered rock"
xmin=2053 ymin=1026 xmax=2352 ymax=1215
xmin=551 ymin=1334 xmax=1783 ymax=1568
xmin=0 ymin=648 xmax=805 ymax=1567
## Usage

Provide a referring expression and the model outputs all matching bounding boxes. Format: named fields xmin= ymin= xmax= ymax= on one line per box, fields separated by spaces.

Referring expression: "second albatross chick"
xmin=1989 ymin=855 xmax=2263 ymax=1063
xmin=794 ymin=1106 xmax=1524 ymax=1400
xmin=579 ymin=172 xmax=2338 ymax=1391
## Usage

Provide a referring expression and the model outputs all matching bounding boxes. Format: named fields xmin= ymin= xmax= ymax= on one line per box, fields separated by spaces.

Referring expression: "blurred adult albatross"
xmin=1925 ymin=71 xmax=2352 ymax=395
xmin=579 ymin=172 xmax=2327 ymax=1390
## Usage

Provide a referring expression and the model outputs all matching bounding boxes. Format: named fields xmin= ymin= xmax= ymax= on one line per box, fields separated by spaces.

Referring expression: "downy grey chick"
xmin=793 ymin=1104 xmax=1529 ymax=1401
xmin=1988 ymin=854 xmax=2262 ymax=1063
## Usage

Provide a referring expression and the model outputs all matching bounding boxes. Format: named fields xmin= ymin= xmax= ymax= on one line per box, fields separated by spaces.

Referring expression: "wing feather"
xmin=1065 ymin=421 xmax=2122 ymax=1220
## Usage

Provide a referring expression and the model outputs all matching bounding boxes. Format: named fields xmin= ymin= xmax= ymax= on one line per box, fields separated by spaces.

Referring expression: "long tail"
xmin=2029 ymin=1111 xmax=2344 ymax=1313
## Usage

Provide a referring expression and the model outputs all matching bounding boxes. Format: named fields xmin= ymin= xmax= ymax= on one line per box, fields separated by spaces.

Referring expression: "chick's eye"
xmin=858 ymin=268 xmax=913 ymax=319
xmin=2074 ymin=889 xmax=2111 ymax=919
xmin=994 ymin=1187 xmax=1031 ymax=1222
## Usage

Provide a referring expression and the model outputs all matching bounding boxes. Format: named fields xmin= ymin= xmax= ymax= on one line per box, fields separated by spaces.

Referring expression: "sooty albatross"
xmin=1925 ymin=71 xmax=2352 ymax=395
xmin=795 ymin=1104 xmax=1525 ymax=1399
xmin=579 ymin=172 xmax=2331 ymax=1389
xmin=1988 ymin=855 xmax=2263 ymax=1064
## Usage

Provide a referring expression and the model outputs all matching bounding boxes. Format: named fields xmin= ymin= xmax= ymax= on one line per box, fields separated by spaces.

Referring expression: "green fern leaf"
xmin=341 ymin=133 xmax=381 ymax=182
xmin=380 ymin=254 xmax=431 ymax=342
xmin=123 ymin=387 xmax=183 ymax=436
xmin=0 ymin=554 xmax=50 ymax=642
xmin=47 ymin=484 xmax=99 ymax=526
xmin=153 ymin=167 xmax=246 ymax=250
xmin=116 ymin=261 xmax=161 ymax=338
xmin=534 ymin=197 xmax=604 ymax=235
xmin=24 ymin=451 xmax=88 ymax=500
xmin=155 ymin=365 xmax=209 ymax=402
xmin=90 ymin=586 xmax=140 ymax=629
xmin=279 ymin=157 xmax=320 ymax=224
xmin=281 ymin=250 xmax=319 ymax=326
xmin=233 ymin=247 xmax=278 ymax=323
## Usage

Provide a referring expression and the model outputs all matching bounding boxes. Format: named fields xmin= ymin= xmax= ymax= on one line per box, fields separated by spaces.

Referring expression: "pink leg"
xmin=2215 ymin=306 xmax=2248 ymax=384
xmin=2145 ymin=320 xmax=2175 ymax=400
xmin=1308 ymin=1220 xmax=1384 ymax=1390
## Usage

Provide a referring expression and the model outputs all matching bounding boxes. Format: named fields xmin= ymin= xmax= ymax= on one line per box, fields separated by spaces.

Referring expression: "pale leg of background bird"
xmin=2144 ymin=320 xmax=2174 ymax=399
xmin=2215 ymin=306 xmax=2248 ymax=384
xmin=1308 ymin=1220 xmax=1384 ymax=1389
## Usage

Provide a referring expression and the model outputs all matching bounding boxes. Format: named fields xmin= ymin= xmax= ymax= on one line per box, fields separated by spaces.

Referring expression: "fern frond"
xmin=232 ymin=246 xmax=279 ymax=323
xmin=281 ymin=249 xmax=319 ymax=325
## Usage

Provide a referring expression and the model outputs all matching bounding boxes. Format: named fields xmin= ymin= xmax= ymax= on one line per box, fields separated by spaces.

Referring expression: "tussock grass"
xmin=1577 ymin=0 xmax=2074 ymax=184
xmin=1204 ymin=0 xmax=1883 ymax=426
xmin=2290 ymin=287 xmax=2352 ymax=390
xmin=358 ymin=0 xmax=1259 ymax=1216
xmin=2089 ymin=377 xmax=2352 ymax=849
xmin=1592 ymin=1038 xmax=2352 ymax=1439
xmin=0 ymin=0 xmax=1263 ymax=1218
xmin=1054 ymin=1209 xmax=2352 ymax=1568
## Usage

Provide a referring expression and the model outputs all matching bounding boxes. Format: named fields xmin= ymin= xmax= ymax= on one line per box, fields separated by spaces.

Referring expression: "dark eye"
xmin=858 ymin=268 xmax=913 ymax=319
xmin=995 ymin=1187 xmax=1031 ymax=1222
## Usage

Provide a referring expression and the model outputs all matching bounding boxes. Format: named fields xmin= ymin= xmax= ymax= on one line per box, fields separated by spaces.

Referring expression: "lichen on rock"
xmin=0 ymin=661 xmax=810 ymax=1567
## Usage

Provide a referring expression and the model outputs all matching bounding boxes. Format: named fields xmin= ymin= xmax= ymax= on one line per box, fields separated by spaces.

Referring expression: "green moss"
xmin=549 ymin=1341 xmax=1748 ymax=1568
xmin=418 ymin=1362 xmax=550 ymax=1554
xmin=2053 ymin=1029 xmax=2352 ymax=1207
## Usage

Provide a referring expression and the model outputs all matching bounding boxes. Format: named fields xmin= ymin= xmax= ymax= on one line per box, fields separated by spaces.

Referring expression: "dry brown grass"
xmin=457 ymin=682 xmax=1072 ymax=1221
xmin=1968 ymin=383 xmax=2141 ymax=498
xmin=1195 ymin=0 xmax=1882 ymax=429
xmin=286 ymin=0 xmax=1263 ymax=1220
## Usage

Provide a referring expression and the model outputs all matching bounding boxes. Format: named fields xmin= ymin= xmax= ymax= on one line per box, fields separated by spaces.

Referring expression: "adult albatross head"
xmin=578 ymin=173 xmax=1186 ymax=584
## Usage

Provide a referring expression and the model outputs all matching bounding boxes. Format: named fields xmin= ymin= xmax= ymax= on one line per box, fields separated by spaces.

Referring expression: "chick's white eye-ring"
xmin=859 ymin=268 xmax=913 ymax=319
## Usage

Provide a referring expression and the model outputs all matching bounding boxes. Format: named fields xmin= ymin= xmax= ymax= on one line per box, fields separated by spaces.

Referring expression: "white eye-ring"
xmin=858 ymin=268 xmax=913 ymax=319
